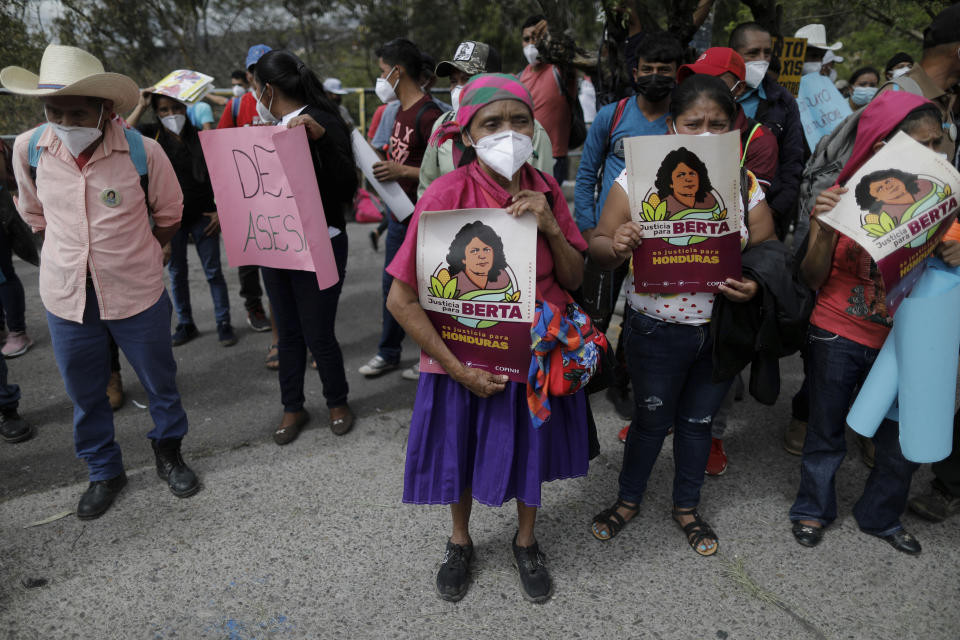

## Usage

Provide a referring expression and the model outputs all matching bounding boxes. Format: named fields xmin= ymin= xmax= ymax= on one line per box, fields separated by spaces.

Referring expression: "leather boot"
xmin=77 ymin=472 xmax=127 ymax=520
xmin=151 ymin=438 xmax=200 ymax=498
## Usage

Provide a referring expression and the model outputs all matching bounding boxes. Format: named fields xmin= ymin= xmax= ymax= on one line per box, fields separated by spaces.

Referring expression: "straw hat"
xmin=794 ymin=24 xmax=842 ymax=51
xmin=0 ymin=44 xmax=139 ymax=113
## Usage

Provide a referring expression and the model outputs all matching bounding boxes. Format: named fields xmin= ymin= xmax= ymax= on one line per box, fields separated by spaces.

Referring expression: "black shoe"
xmin=791 ymin=521 xmax=824 ymax=548
xmin=217 ymin=321 xmax=238 ymax=347
xmin=152 ymin=438 xmax=200 ymax=498
xmin=0 ymin=407 xmax=33 ymax=443
xmin=881 ymin=529 xmax=921 ymax=555
xmin=512 ymin=533 xmax=553 ymax=604
xmin=171 ymin=323 xmax=199 ymax=346
xmin=368 ymin=230 xmax=379 ymax=252
xmin=77 ymin=472 xmax=127 ymax=520
xmin=436 ymin=540 xmax=473 ymax=602
xmin=605 ymin=386 xmax=633 ymax=421
xmin=246 ymin=306 xmax=271 ymax=332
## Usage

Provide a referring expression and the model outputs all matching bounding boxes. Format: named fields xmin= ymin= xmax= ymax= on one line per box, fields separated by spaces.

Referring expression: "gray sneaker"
xmin=358 ymin=355 xmax=398 ymax=377
xmin=401 ymin=362 xmax=420 ymax=380
xmin=909 ymin=484 xmax=960 ymax=522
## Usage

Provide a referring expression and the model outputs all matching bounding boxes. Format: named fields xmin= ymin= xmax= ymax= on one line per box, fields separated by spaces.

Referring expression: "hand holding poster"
xmin=198 ymin=125 xmax=339 ymax=290
xmin=624 ymin=132 xmax=743 ymax=294
xmin=797 ymin=73 xmax=852 ymax=152
xmin=350 ymin=129 xmax=414 ymax=221
xmin=817 ymin=131 xmax=960 ymax=311
xmin=416 ymin=208 xmax=537 ymax=382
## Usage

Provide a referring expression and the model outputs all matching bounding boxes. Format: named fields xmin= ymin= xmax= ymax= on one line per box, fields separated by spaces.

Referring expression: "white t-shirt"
xmin=613 ymin=167 xmax=764 ymax=326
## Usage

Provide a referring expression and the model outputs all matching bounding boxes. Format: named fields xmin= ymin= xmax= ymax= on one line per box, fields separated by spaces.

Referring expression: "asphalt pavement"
xmin=0 ymin=223 xmax=957 ymax=640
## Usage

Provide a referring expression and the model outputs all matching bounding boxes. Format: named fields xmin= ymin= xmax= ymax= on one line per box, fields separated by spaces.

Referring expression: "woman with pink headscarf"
xmin=790 ymin=91 xmax=960 ymax=554
xmin=386 ymin=73 xmax=588 ymax=604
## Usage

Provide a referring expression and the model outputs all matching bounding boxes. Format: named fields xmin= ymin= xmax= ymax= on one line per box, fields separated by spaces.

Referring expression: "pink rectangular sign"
xmin=199 ymin=126 xmax=338 ymax=289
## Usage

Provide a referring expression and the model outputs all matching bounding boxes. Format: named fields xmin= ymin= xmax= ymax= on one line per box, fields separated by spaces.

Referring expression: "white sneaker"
xmin=358 ymin=355 xmax=398 ymax=377
xmin=401 ymin=362 xmax=420 ymax=380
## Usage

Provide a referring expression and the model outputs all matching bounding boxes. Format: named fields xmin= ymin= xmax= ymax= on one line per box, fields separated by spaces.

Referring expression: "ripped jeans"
xmin=618 ymin=311 xmax=733 ymax=508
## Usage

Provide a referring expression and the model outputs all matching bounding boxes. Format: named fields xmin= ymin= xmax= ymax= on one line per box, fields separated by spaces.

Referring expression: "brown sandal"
xmin=264 ymin=344 xmax=279 ymax=371
xmin=274 ymin=410 xmax=309 ymax=445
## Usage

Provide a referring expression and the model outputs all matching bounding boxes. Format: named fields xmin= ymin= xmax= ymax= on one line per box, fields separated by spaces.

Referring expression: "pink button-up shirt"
xmin=12 ymin=121 xmax=183 ymax=322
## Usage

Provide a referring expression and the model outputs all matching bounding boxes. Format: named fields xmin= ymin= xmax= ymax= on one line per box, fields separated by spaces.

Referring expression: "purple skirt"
xmin=403 ymin=373 xmax=589 ymax=508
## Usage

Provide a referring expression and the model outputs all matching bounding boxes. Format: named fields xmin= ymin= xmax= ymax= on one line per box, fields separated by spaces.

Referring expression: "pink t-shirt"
xmin=520 ymin=64 xmax=574 ymax=157
xmin=387 ymin=162 xmax=587 ymax=308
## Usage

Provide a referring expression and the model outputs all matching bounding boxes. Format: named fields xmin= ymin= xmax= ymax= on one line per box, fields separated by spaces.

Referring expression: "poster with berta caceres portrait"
xmin=818 ymin=131 xmax=960 ymax=313
xmin=416 ymin=208 xmax=537 ymax=383
xmin=624 ymin=131 xmax=743 ymax=294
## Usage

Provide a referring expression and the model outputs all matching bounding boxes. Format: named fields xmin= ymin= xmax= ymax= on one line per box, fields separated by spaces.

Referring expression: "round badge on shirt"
xmin=100 ymin=188 xmax=122 ymax=207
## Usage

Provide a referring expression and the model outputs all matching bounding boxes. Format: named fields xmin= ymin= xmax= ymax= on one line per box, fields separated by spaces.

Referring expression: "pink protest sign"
xmin=624 ymin=132 xmax=743 ymax=294
xmin=199 ymin=126 xmax=338 ymax=289
xmin=416 ymin=208 xmax=537 ymax=383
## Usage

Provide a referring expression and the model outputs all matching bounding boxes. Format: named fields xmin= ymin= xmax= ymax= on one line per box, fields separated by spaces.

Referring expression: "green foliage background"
xmin=0 ymin=0 xmax=955 ymax=135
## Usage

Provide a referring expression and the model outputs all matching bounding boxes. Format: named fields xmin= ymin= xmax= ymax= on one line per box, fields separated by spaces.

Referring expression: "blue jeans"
xmin=261 ymin=232 xmax=349 ymax=412
xmin=619 ymin=312 xmax=733 ymax=507
xmin=789 ymin=325 xmax=919 ymax=536
xmin=167 ymin=217 xmax=231 ymax=326
xmin=0 ymin=220 xmax=27 ymax=332
xmin=377 ymin=217 xmax=408 ymax=364
xmin=0 ymin=353 xmax=21 ymax=410
xmin=47 ymin=287 xmax=188 ymax=481
xmin=552 ymin=156 xmax=568 ymax=184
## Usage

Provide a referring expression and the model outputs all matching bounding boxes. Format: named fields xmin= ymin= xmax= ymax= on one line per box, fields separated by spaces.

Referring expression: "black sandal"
xmin=672 ymin=507 xmax=719 ymax=556
xmin=591 ymin=498 xmax=639 ymax=541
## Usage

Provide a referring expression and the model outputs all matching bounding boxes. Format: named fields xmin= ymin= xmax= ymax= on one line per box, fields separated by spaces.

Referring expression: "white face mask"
xmin=232 ymin=85 xmax=245 ymax=97
xmin=375 ymin=67 xmax=399 ymax=104
xmin=450 ymin=85 xmax=464 ymax=114
xmin=892 ymin=66 xmax=912 ymax=79
xmin=523 ymin=44 xmax=539 ymax=66
xmin=743 ymin=60 xmax=769 ymax=89
xmin=160 ymin=114 xmax=186 ymax=135
xmin=255 ymin=86 xmax=277 ymax=124
xmin=49 ymin=104 xmax=104 ymax=158
xmin=671 ymin=121 xmax=718 ymax=136
xmin=802 ymin=61 xmax=822 ymax=76
xmin=470 ymin=130 xmax=534 ymax=180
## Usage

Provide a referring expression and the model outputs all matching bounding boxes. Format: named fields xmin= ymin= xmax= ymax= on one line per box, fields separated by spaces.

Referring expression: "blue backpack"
xmin=27 ymin=123 xmax=150 ymax=209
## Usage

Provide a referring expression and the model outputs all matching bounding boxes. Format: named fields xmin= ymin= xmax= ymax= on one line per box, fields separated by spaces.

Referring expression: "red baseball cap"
xmin=677 ymin=47 xmax=746 ymax=84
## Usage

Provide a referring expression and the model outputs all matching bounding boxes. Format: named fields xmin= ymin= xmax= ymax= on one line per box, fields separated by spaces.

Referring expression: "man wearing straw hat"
xmin=2 ymin=44 xmax=201 ymax=519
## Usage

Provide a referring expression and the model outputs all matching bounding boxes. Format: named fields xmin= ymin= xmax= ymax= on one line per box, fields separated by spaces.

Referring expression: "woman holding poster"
xmin=385 ymin=74 xmax=587 ymax=604
xmin=587 ymin=76 xmax=775 ymax=555
xmin=249 ymin=50 xmax=359 ymax=443
xmin=127 ymin=88 xmax=238 ymax=349
xmin=788 ymin=92 xmax=957 ymax=555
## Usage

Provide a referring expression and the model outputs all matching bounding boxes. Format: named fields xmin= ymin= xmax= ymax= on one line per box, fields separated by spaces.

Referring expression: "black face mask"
xmin=633 ymin=74 xmax=675 ymax=102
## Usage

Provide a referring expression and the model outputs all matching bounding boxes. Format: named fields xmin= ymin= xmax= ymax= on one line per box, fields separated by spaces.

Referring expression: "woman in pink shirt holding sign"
xmin=789 ymin=91 xmax=957 ymax=555
xmin=588 ymin=75 xmax=774 ymax=554
xmin=386 ymin=74 xmax=587 ymax=604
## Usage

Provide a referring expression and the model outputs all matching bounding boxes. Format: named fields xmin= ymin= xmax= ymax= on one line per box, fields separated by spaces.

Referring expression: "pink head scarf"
xmin=429 ymin=73 xmax=534 ymax=147
xmin=836 ymin=91 xmax=938 ymax=186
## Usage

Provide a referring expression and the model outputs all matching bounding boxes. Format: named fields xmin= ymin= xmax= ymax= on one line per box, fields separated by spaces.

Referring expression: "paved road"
xmin=1 ymin=224 xmax=957 ymax=639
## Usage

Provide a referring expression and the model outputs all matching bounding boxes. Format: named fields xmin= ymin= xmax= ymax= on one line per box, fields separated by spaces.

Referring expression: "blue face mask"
xmin=851 ymin=85 xmax=878 ymax=107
